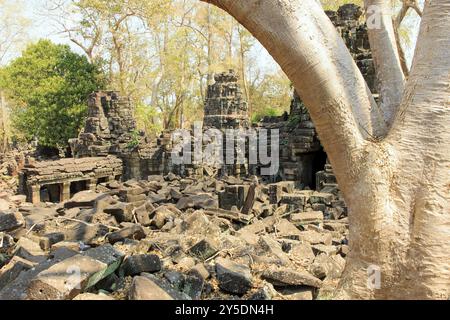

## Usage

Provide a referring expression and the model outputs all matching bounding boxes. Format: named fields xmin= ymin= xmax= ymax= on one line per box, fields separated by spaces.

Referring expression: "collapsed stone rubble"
xmin=0 ymin=173 xmax=348 ymax=300
xmin=0 ymin=4 xmax=374 ymax=300
xmin=19 ymin=156 xmax=123 ymax=204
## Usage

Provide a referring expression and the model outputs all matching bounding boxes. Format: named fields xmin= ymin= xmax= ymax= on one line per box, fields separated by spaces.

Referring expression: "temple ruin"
xmin=203 ymin=70 xmax=250 ymax=130
xmin=0 ymin=4 xmax=383 ymax=301
xmin=17 ymin=3 xmax=375 ymax=203
xmin=20 ymin=156 xmax=122 ymax=204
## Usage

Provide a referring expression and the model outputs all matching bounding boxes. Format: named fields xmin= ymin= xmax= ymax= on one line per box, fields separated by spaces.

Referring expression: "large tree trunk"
xmin=204 ymin=0 xmax=450 ymax=299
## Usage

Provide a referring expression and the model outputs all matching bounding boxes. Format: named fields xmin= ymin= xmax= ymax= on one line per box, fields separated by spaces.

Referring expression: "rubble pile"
xmin=0 ymin=4 xmax=376 ymax=301
xmin=0 ymin=174 xmax=348 ymax=300
xmin=0 ymin=150 xmax=27 ymax=196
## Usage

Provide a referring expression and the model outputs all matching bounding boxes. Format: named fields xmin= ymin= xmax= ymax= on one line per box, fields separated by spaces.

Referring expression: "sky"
xmin=3 ymin=0 xmax=278 ymax=74
xmin=4 ymin=0 xmax=422 ymax=72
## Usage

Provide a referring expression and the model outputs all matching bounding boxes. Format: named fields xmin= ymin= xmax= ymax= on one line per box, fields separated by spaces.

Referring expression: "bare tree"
xmin=0 ymin=0 xmax=31 ymax=152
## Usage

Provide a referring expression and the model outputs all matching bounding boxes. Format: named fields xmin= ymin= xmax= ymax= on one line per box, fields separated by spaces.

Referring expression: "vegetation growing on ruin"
xmin=127 ymin=130 xmax=142 ymax=150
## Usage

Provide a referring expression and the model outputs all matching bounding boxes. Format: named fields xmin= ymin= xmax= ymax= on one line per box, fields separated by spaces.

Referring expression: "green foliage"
xmin=288 ymin=115 xmax=301 ymax=126
xmin=249 ymin=71 xmax=291 ymax=123
xmin=127 ymin=129 xmax=141 ymax=150
xmin=135 ymin=102 xmax=162 ymax=138
xmin=251 ymin=107 xmax=281 ymax=124
xmin=49 ymin=0 xmax=293 ymax=131
xmin=1 ymin=39 xmax=104 ymax=148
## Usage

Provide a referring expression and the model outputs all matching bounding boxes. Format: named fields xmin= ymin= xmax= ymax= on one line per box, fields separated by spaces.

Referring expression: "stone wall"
xmin=204 ymin=70 xmax=249 ymax=130
xmin=69 ymin=91 xmax=138 ymax=158
xmin=67 ymin=4 xmax=374 ymax=189
xmin=69 ymin=91 xmax=172 ymax=180
xmin=251 ymin=92 xmax=325 ymax=187
xmin=20 ymin=156 xmax=123 ymax=203
xmin=70 ymin=71 xmax=253 ymax=181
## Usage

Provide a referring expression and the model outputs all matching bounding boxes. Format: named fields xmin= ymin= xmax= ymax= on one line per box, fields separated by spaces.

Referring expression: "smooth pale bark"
xmin=385 ymin=0 xmax=450 ymax=299
xmin=204 ymin=0 xmax=450 ymax=299
xmin=203 ymin=0 xmax=385 ymax=189
xmin=364 ymin=0 xmax=405 ymax=127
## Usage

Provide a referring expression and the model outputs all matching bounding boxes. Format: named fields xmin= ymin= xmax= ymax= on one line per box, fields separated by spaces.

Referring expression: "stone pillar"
xmin=28 ymin=185 xmax=40 ymax=204
xmin=87 ymin=179 xmax=96 ymax=191
xmin=61 ymin=182 xmax=71 ymax=202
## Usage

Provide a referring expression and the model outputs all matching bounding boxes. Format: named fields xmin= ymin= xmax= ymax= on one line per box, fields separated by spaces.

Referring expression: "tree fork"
xmin=203 ymin=0 xmax=450 ymax=299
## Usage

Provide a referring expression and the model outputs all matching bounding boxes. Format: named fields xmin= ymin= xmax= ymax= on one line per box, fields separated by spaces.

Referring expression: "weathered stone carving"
xmin=69 ymin=91 xmax=137 ymax=158
xmin=20 ymin=156 xmax=122 ymax=203
xmin=203 ymin=70 xmax=249 ymax=130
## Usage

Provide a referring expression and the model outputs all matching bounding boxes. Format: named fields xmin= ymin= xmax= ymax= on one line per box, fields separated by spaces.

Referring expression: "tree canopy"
xmin=1 ymin=39 xmax=104 ymax=149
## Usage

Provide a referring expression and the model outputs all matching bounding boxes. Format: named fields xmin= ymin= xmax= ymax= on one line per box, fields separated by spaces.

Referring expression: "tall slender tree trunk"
xmin=227 ymin=16 xmax=234 ymax=69
xmin=0 ymin=90 xmax=9 ymax=152
xmin=204 ymin=0 xmax=450 ymax=299
xmin=238 ymin=26 xmax=251 ymax=115
xmin=364 ymin=0 xmax=406 ymax=127
xmin=206 ymin=4 xmax=214 ymax=86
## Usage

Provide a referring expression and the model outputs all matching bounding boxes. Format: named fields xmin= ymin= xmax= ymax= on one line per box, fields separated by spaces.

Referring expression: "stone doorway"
xmin=97 ymin=177 xmax=108 ymax=185
xmin=40 ymin=183 xmax=61 ymax=203
xmin=70 ymin=180 xmax=88 ymax=198
xmin=311 ymin=148 xmax=328 ymax=190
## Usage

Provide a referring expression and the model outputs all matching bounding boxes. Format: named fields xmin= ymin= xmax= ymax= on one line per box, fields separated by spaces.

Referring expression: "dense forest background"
xmin=0 ymin=0 xmax=421 ymax=150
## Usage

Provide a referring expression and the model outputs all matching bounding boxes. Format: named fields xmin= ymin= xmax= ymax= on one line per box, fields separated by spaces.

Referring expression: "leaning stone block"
xmin=64 ymin=191 xmax=106 ymax=209
xmin=64 ymin=224 xmax=109 ymax=244
xmin=129 ymin=275 xmax=173 ymax=300
xmin=13 ymin=237 xmax=48 ymax=264
xmin=188 ymin=239 xmax=219 ymax=261
xmin=0 ymin=256 xmax=35 ymax=291
xmin=291 ymin=211 xmax=324 ymax=225
xmin=262 ymin=267 xmax=322 ymax=288
xmin=0 ymin=248 xmax=78 ymax=300
xmin=216 ymin=258 xmax=252 ymax=295
xmin=218 ymin=185 xmax=249 ymax=211
xmin=107 ymin=224 xmax=146 ymax=244
xmin=0 ymin=212 xmax=24 ymax=232
xmin=280 ymin=194 xmax=307 ymax=212
xmin=309 ymin=192 xmax=334 ymax=205
xmin=119 ymin=254 xmax=161 ymax=277
xmin=27 ymin=244 xmax=124 ymax=300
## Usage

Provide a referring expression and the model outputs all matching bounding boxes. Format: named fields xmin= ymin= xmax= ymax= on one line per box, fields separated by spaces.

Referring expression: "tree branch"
xmin=364 ymin=0 xmax=406 ymax=128
xmin=389 ymin=0 xmax=450 ymax=143
xmin=393 ymin=23 xmax=410 ymax=77
xmin=387 ymin=0 xmax=450 ymax=294
xmin=203 ymin=0 xmax=383 ymax=186
xmin=393 ymin=0 xmax=424 ymax=77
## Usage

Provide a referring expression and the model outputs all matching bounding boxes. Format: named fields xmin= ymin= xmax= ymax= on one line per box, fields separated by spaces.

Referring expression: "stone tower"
xmin=203 ymin=70 xmax=249 ymax=130
xmin=326 ymin=4 xmax=376 ymax=92
xmin=70 ymin=91 xmax=137 ymax=157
